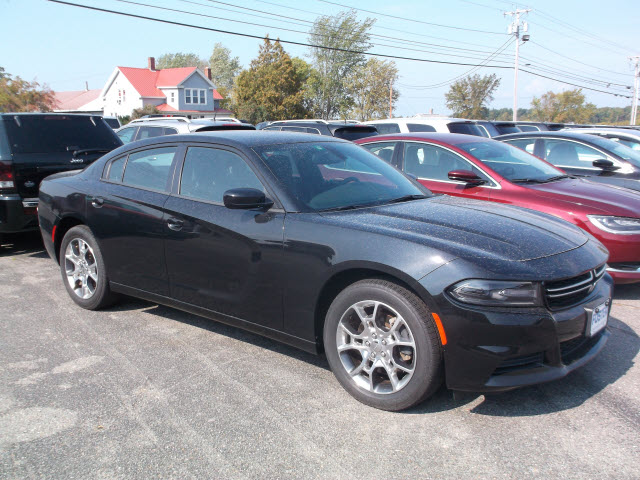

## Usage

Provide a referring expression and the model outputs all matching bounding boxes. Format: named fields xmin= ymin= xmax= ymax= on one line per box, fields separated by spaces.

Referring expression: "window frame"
xmin=399 ymin=141 xmax=500 ymax=189
xmin=360 ymin=140 xmax=401 ymax=169
xmin=537 ymin=137 xmax=621 ymax=171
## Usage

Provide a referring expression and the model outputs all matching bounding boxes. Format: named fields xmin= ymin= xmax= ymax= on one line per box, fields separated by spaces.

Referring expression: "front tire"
xmin=323 ymin=279 xmax=443 ymax=411
xmin=59 ymin=225 xmax=117 ymax=310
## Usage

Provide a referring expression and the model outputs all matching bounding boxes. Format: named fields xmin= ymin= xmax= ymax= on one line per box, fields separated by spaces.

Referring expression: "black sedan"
xmin=38 ymin=131 xmax=612 ymax=411
xmin=496 ymin=131 xmax=640 ymax=192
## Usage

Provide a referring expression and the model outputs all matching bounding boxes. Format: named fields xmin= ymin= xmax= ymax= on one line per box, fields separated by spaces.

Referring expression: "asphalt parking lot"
xmin=1 ymin=232 xmax=639 ymax=479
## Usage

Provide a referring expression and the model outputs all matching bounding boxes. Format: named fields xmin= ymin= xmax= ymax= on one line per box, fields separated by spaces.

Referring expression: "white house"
xmin=101 ymin=57 xmax=231 ymax=118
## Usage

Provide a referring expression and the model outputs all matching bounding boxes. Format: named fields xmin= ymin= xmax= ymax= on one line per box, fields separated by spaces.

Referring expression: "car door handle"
xmin=90 ymin=197 xmax=104 ymax=208
xmin=166 ymin=218 xmax=184 ymax=231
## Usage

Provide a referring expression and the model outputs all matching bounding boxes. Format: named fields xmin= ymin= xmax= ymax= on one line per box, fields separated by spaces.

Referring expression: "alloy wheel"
xmin=64 ymin=238 xmax=98 ymax=299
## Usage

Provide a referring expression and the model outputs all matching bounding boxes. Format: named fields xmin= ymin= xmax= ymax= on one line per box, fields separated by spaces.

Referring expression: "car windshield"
xmin=583 ymin=135 xmax=640 ymax=167
xmin=253 ymin=142 xmax=430 ymax=211
xmin=458 ymin=140 xmax=564 ymax=182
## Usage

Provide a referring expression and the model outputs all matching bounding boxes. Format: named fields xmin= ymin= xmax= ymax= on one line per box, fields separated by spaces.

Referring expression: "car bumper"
xmin=0 ymin=194 xmax=39 ymax=234
xmin=432 ymin=273 xmax=614 ymax=392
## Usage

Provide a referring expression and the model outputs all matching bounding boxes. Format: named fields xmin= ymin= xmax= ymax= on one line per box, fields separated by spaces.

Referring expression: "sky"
xmin=1 ymin=0 xmax=639 ymax=117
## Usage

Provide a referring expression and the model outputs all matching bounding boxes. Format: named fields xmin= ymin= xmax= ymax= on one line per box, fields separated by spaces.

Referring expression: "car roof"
xmin=114 ymin=130 xmax=349 ymax=150
xmin=494 ymin=131 xmax=610 ymax=142
xmin=564 ymin=127 xmax=640 ymax=137
xmin=357 ymin=132 xmax=485 ymax=145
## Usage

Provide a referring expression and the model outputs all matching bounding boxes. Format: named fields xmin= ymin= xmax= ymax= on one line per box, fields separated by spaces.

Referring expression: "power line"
xmin=315 ymin=0 xmax=508 ymax=35
xmin=46 ymin=0 xmax=632 ymax=99
xmin=527 ymin=41 xmax=630 ymax=77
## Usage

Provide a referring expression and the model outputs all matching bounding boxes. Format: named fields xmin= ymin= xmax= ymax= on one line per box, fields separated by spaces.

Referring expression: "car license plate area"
xmin=587 ymin=301 xmax=608 ymax=337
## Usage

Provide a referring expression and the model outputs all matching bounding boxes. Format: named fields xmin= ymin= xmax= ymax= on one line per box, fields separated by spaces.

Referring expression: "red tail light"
xmin=0 ymin=162 xmax=15 ymax=190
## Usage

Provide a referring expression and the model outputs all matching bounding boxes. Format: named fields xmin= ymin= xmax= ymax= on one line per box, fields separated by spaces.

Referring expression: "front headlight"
xmin=447 ymin=280 xmax=542 ymax=307
xmin=587 ymin=215 xmax=640 ymax=235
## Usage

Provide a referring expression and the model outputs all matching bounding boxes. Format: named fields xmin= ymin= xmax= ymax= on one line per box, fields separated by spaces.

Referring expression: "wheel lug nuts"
xmin=372 ymin=333 xmax=377 ymax=339
xmin=371 ymin=352 xmax=376 ymax=358
xmin=365 ymin=341 xmax=370 ymax=347
xmin=381 ymin=352 xmax=386 ymax=357
xmin=381 ymin=340 xmax=386 ymax=345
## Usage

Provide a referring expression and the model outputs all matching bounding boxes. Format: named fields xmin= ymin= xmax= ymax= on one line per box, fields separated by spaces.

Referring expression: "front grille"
xmin=493 ymin=352 xmax=544 ymax=375
xmin=544 ymin=264 xmax=606 ymax=309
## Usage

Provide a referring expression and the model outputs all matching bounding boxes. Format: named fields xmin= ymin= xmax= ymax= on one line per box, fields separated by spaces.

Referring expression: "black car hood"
xmin=321 ymin=195 xmax=589 ymax=263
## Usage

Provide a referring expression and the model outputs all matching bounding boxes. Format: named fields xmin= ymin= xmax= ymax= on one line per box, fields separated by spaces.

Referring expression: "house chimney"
xmin=148 ymin=57 xmax=156 ymax=71
xmin=204 ymin=67 xmax=212 ymax=80
xmin=85 ymin=81 xmax=89 ymax=91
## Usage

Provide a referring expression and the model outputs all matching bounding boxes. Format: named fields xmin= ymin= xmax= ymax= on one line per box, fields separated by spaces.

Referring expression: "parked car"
xmin=102 ymin=116 xmax=121 ymax=129
xmin=563 ymin=127 xmax=640 ymax=151
xmin=365 ymin=116 xmax=484 ymax=136
xmin=495 ymin=131 xmax=640 ymax=192
xmin=116 ymin=117 xmax=255 ymax=144
xmin=474 ymin=121 xmax=521 ymax=137
xmin=39 ymin=131 xmax=612 ymax=411
xmin=356 ymin=133 xmax=640 ymax=284
xmin=0 ymin=113 xmax=122 ymax=242
xmin=262 ymin=120 xmax=377 ymax=141
xmin=514 ymin=122 xmax=566 ymax=132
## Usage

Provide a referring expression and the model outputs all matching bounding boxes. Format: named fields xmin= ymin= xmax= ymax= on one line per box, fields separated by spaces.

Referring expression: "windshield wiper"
xmin=538 ymin=174 xmax=571 ymax=183
xmin=319 ymin=203 xmax=376 ymax=212
xmin=72 ymin=148 xmax=111 ymax=157
xmin=385 ymin=194 xmax=429 ymax=204
xmin=510 ymin=178 xmax=546 ymax=184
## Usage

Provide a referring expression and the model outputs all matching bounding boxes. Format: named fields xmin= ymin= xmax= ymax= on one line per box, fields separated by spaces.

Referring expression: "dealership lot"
xmin=1 ymin=233 xmax=639 ymax=479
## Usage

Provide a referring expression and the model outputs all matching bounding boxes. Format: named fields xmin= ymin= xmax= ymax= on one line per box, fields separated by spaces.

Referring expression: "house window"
xmin=171 ymin=92 xmax=175 ymax=102
xmin=185 ymin=89 xmax=192 ymax=104
xmin=199 ymin=90 xmax=206 ymax=104
xmin=122 ymin=89 xmax=125 ymax=102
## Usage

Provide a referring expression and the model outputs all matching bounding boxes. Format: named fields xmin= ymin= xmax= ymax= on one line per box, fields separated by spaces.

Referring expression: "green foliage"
xmin=232 ymin=38 xmax=309 ymax=124
xmin=307 ymin=11 xmax=375 ymax=120
xmin=208 ymin=43 xmax=241 ymax=91
xmin=156 ymin=52 xmax=207 ymax=70
xmin=118 ymin=115 xmax=131 ymax=126
xmin=0 ymin=68 xmax=56 ymax=112
xmin=445 ymin=74 xmax=501 ymax=119
xmin=348 ymin=58 xmax=399 ymax=121
xmin=530 ymin=89 xmax=596 ymax=123
xmin=131 ymin=105 xmax=160 ymax=120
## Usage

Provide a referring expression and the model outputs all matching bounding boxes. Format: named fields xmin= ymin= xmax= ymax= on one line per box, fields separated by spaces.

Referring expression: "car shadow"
xmin=108 ymin=296 xmax=638 ymax=416
xmin=613 ymin=283 xmax=640 ymax=301
xmin=0 ymin=232 xmax=47 ymax=257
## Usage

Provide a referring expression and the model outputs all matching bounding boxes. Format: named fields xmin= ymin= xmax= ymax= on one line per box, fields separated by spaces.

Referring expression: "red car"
xmin=356 ymin=133 xmax=640 ymax=284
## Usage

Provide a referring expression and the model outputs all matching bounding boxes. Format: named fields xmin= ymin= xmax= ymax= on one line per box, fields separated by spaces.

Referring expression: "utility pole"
xmin=504 ymin=8 xmax=531 ymax=122
xmin=630 ymin=56 xmax=640 ymax=126
xmin=389 ymin=82 xmax=393 ymax=118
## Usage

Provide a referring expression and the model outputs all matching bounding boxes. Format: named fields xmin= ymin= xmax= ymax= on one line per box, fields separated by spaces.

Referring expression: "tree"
xmin=208 ymin=43 xmax=241 ymax=91
xmin=445 ymin=73 xmax=501 ymax=119
xmin=530 ymin=89 xmax=596 ymax=123
xmin=232 ymin=38 xmax=308 ymax=124
xmin=348 ymin=58 xmax=399 ymax=121
xmin=0 ymin=68 xmax=56 ymax=112
xmin=307 ymin=11 xmax=375 ymax=119
xmin=131 ymin=105 xmax=159 ymax=120
xmin=156 ymin=52 xmax=207 ymax=70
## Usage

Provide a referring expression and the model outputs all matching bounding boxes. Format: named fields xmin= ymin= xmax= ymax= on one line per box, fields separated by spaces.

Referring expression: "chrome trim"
xmin=546 ymin=271 xmax=593 ymax=293
xmin=546 ymin=283 xmax=593 ymax=298
xmin=22 ymin=199 xmax=39 ymax=208
xmin=607 ymin=266 xmax=640 ymax=273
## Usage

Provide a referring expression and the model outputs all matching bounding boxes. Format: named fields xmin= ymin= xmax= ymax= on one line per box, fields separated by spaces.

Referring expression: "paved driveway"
xmin=1 ymin=233 xmax=639 ymax=479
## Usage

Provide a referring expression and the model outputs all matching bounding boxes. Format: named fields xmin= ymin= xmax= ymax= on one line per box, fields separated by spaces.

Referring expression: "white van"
xmin=364 ymin=115 xmax=484 ymax=136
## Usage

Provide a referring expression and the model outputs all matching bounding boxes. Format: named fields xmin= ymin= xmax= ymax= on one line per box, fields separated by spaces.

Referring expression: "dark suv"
xmin=0 ymin=114 xmax=122 ymax=241
xmin=263 ymin=120 xmax=378 ymax=141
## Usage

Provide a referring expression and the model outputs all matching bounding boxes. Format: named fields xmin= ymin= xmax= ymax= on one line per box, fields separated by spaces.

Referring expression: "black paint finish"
xmin=38 ymin=132 xmax=612 ymax=392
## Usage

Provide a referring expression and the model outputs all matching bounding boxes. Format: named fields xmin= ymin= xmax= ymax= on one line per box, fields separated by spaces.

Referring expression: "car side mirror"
xmin=448 ymin=169 xmax=486 ymax=185
xmin=592 ymin=159 xmax=620 ymax=171
xmin=223 ymin=188 xmax=273 ymax=210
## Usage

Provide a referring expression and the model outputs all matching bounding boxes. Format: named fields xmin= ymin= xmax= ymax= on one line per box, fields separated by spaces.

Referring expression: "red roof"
xmin=53 ymin=89 xmax=101 ymax=110
xmin=118 ymin=67 xmax=197 ymax=97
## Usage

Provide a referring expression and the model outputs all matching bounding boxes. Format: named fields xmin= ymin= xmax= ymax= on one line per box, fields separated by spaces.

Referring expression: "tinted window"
xmin=407 ymin=123 xmax=436 ymax=133
xmin=361 ymin=142 xmax=397 ymax=164
xmin=306 ymin=128 xmax=321 ymax=135
xmin=544 ymin=139 xmax=602 ymax=168
xmin=4 ymin=115 xmax=121 ymax=154
xmin=403 ymin=142 xmax=488 ymax=183
xmin=137 ymin=126 xmax=166 ymax=140
xmin=333 ymin=127 xmax=378 ymax=141
xmin=122 ymin=147 xmax=176 ymax=191
xmin=458 ymin=141 xmax=561 ymax=182
xmin=180 ymin=147 xmax=264 ymax=203
xmin=494 ymin=125 xmax=521 ymax=135
xmin=106 ymin=156 xmax=126 ymax=182
xmin=103 ymin=118 xmax=120 ymax=129
xmin=164 ymin=127 xmax=178 ymax=136
xmin=504 ymin=138 xmax=536 ymax=155
xmin=371 ymin=123 xmax=401 ymax=134
xmin=583 ymin=134 xmax=640 ymax=167
xmin=281 ymin=126 xmax=309 ymax=133
xmin=254 ymin=142 xmax=429 ymax=211
xmin=263 ymin=126 xmax=281 ymax=131
xmin=447 ymin=123 xmax=484 ymax=136
xmin=117 ymin=127 xmax=137 ymax=144
xmin=518 ymin=125 xmax=540 ymax=132
xmin=476 ymin=122 xmax=499 ymax=137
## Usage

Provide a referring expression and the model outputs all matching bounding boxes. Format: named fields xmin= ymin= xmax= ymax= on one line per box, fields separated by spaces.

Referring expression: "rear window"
xmin=333 ymin=127 xmax=378 ymax=141
xmin=103 ymin=118 xmax=120 ymax=129
xmin=518 ymin=125 xmax=540 ymax=132
xmin=407 ymin=123 xmax=436 ymax=133
xmin=447 ymin=122 xmax=484 ymax=136
xmin=372 ymin=123 xmax=401 ymax=134
xmin=494 ymin=125 xmax=521 ymax=135
xmin=0 ymin=122 xmax=11 ymax=159
xmin=4 ymin=115 xmax=122 ymax=154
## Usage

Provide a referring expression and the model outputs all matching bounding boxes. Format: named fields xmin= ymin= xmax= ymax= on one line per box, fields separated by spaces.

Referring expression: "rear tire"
xmin=323 ymin=279 xmax=443 ymax=411
xmin=59 ymin=225 xmax=118 ymax=310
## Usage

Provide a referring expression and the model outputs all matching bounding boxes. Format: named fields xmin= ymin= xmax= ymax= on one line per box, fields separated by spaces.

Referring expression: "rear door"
xmin=400 ymin=141 xmax=496 ymax=200
xmin=163 ymin=144 xmax=285 ymax=329
xmin=88 ymin=145 xmax=181 ymax=295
